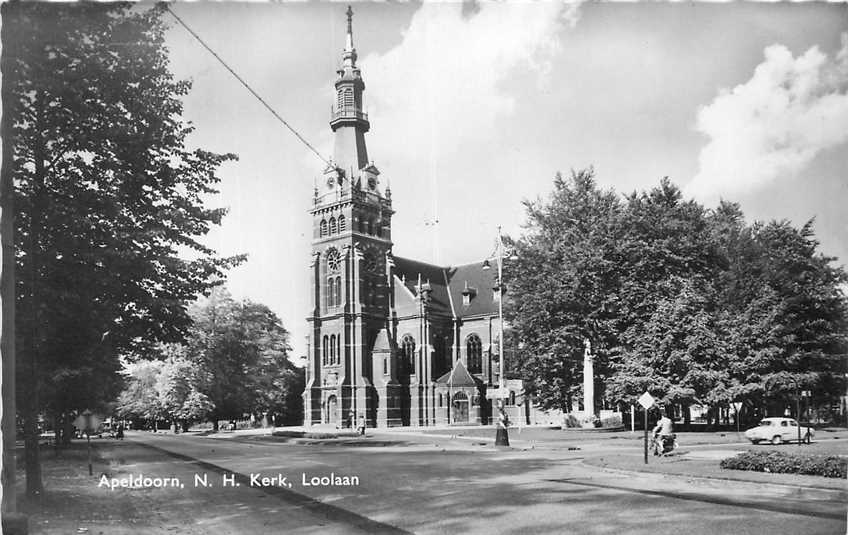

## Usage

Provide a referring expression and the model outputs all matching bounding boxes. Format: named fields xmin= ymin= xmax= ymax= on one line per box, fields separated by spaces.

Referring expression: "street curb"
xmin=580 ymin=459 xmax=847 ymax=494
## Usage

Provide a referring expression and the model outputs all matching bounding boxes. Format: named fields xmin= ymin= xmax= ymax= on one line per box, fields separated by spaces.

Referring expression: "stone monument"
xmin=583 ymin=339 xmax=595 ymax=423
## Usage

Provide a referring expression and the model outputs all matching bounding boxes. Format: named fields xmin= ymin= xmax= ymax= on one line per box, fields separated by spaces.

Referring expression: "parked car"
xmin=744 ymin=417 xmax=814 ymax=444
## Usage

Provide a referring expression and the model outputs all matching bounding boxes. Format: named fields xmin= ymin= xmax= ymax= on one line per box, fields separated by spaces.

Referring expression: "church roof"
xmin=445 ymin=262 xmax=499 ymax=318
xmin=392 ymin=256 xmax=499 ymax=319
xmin=392 ymin=256 xmax=454 ymax=317
xmin=435 ymin=359 xmax=478 ymax=387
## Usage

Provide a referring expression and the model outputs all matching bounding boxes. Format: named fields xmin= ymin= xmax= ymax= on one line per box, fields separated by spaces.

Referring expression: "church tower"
xmin=304 ymin=6 xmax=401 ymax=428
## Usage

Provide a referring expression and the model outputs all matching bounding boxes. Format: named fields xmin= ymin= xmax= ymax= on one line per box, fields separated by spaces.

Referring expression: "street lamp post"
xmin=482 ymin=226 xmax=517 ymax=447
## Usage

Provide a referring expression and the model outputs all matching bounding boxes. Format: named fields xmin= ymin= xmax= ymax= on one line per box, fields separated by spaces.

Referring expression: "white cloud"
xmin=687 ymin=34 xmax=848 ymax=201
xmin=359 ymin=2 xmax=580 ymax=164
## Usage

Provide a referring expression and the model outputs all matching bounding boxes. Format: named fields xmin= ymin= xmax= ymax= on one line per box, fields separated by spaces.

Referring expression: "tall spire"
xmin=330 ymin=4 xmax=369 ymax=172
xmin=343 ymin=5 xmax=357 ymax=69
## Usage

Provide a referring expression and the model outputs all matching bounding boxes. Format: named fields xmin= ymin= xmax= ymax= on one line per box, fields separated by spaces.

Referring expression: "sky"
xmin=161 ymin=2 xmax=848 ymax=359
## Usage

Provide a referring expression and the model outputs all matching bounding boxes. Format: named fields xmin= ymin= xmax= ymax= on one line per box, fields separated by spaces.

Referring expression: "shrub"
xmin=720 ymin=451 xmax=847 ymax=479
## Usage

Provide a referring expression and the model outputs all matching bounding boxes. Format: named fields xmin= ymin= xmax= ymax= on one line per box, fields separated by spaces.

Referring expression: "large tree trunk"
xmin=0 ymin=11 xmax=18 ymax=511
xmin=23 ymin=95 xmax=48 ymax=497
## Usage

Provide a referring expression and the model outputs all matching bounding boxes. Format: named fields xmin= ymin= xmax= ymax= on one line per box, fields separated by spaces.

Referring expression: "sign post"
xmin=637 ymin=392 xmax=655 ymax=464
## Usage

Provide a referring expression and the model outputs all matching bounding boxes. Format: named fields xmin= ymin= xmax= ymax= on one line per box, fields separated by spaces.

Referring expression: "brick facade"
xmin=303 ymin=8 xmax=520 ymax=428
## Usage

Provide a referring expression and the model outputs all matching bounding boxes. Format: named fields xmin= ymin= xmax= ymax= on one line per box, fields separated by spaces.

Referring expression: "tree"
xmin=117 ymin=345 xmax=214 ymax=432
xmin=5 ymin=3 xmax=243 ymax=495
xmin=506 ymin=169 xmax=624 ymax=411
xmin=116 ymin=359 xmax=166 ymax=426
xmin=266 ymin=362 xmax=306 ymax=426
xmin=186 ymin=288 xmax=295 ymax=429
xmin=718 ymin=220 xmax=848 ymax=424
xmin=606 ymin=179 xmax=723 ymax=418
xmin=507 ymin=169 xmax=847 ymax=424
xmin=115 ymin=290 xmax=300 ymax=431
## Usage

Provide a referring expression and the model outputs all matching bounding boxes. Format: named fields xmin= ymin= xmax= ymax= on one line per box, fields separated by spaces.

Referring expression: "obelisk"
xmin=583 ymin=339 xmax=594 ymax=419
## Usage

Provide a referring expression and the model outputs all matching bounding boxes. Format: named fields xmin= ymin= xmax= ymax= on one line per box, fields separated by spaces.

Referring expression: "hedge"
xmin=720 ymin=451 xmax=847 ymax=479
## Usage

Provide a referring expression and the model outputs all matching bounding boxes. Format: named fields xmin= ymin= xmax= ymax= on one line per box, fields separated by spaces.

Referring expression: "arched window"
xmin=336 ymin=335 xmax=341 ymax=364
xmin=401 ymin=335 xmax=416 ymax=376
xmin=334 ymin=276 xmax=342 ymax=308
xmin=338 ymin=215 xmax=346 ymax=232
xmin=329 ymin=217 xmax=337 ymax=235
xmin=344 ymin=87 xmax=354 ymax=109
xmin=375 ymin=221 xmax=381 ymax=237
xmin=320 ymin=219 xmax=328 ymax=237
xmin=366 ymin=219 xmax=373 ymax=235
xmin=509 ymin=391 xmax=516 ymax=406
xmin=466 ymin=334 xmax=482 ymax=374
xmin=330 ymin=334 xmax=336 ymax=364
xmin=322 ymin=335 xmax=328 ymax=365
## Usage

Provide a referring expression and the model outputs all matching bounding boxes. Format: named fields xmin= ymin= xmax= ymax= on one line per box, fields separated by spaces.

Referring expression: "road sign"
xmin=731 ymin=402 xmax=742 ymax=413
xmin=505 ymin=379 xmax=523 ymax=390
xmin=800 ymin=390 xmax=811 ymax=397
xmin=637 ymin=392 xmax=655 ymax=409
xmin=486 ymin=388 xmax=509 ymax=400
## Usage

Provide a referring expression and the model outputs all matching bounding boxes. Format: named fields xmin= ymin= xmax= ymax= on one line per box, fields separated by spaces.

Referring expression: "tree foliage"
xmin=187 ymin=288 xmax=298 ymax=426
xmin=505 ymin=169 xmax=622 ymax=411
xmin=117 ymin=288 xmax=304 ymax=429
xmin=4 ymin=3 xmax=243 ymax=494
xmin=117 ymin=345 xmax=214 ymax=427
xmin=506 ymin=169 xmax=848 ymax=422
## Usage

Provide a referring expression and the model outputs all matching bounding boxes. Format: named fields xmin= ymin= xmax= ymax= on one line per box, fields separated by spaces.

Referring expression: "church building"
xmin=303 ymin=8 xmax=520 ymax=428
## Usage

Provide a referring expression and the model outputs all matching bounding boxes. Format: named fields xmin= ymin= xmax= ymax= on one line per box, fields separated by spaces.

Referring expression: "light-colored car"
xmin=744 ymin=417 xmax=814 ymax=444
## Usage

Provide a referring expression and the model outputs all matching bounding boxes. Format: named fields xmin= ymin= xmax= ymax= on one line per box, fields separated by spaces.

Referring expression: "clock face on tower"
xmin=326 ymin=176 xmax=336 ymax=190
xmin=367 ymin=176 xmax=377 ymax=191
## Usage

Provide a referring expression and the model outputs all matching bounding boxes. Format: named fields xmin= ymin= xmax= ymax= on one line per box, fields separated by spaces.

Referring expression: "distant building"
xmin=303 ymin=7 xmax=518 ymax=427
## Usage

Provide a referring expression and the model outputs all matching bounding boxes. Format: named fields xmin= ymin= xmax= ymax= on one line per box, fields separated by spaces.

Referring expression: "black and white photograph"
xmin=1 ymin=2 xmax=846 ymax=534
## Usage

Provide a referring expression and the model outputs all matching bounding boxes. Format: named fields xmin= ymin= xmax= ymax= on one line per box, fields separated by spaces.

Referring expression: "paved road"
xmin=125 ymin=431 xmax=846 ymax=535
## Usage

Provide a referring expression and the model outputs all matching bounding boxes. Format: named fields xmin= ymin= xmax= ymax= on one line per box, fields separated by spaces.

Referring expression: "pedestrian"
xmin=348 ymin=411 xmax=355 ymax=430
xmin=116 ymin=424 xmax=124 ymax=440
xmin=357 ymin=415 xmax=366 ymax=436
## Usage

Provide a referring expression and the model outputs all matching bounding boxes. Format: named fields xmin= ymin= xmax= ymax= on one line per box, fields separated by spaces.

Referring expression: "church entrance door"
xmin=452 ymin=392 xmax=469 ymax=424
xmin=326 ymin=395 xmax=338 ymax=425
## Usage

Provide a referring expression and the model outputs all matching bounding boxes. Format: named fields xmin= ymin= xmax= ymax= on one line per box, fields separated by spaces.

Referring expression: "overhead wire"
xmin=164 ymin=4 xmax=333 ymax=168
